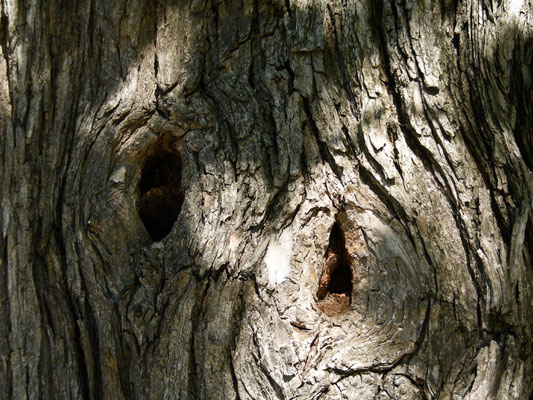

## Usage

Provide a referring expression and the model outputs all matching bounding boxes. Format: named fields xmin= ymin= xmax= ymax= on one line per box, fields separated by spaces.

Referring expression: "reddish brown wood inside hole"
xmin=138 ymin=152 xmax=183 ymax=241
xmin=317 ymin=222 xmax=353 ymax=315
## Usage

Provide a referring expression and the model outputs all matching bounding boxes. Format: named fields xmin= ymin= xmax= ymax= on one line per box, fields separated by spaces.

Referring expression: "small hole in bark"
xmin=423 ymin=85 xmax=440 ymax=96
xmin=317 ymin=222 xmax=353 ymax=316
xmin=138 ymin=152 xmax=183 ymax=241
xmin=452 ymin=32 xmax=460 ymax=51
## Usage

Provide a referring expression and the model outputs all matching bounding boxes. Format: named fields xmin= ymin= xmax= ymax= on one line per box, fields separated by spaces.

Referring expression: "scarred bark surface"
xmin=0 ymin=0 xmax=531 ymax=399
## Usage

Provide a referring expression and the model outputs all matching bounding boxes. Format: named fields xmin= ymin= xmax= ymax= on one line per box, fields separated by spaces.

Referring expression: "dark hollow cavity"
xmin=138 ymin=152 xmax=183 ymax=241
xmin=317 ymin=222 xmax=353 ymax=303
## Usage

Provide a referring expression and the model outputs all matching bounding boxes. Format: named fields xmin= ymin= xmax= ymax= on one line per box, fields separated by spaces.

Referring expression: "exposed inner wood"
xmin=317 ymin=222 xmax=353 ymax=316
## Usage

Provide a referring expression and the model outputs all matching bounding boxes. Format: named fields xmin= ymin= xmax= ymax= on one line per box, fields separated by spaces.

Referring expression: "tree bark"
xmin=0 ymin=0 xmax=531 ymax=398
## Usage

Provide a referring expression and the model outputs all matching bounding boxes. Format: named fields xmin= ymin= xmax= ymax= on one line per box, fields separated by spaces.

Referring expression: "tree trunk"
xmin=0 ymin=0 xmax=531 ymax=398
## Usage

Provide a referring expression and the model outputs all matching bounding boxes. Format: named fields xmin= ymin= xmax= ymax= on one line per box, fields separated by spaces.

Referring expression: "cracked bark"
xmin=0 ymin=0 xmax=532 ymax=399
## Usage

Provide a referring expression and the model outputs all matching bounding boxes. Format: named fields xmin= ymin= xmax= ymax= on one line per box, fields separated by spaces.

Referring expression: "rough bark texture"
xmin=0 ymin=0 xmax=532 ymax=399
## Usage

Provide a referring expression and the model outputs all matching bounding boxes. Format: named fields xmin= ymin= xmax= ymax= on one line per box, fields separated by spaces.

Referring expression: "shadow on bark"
xmin=1 ymin=0 xmax=531 ymax=399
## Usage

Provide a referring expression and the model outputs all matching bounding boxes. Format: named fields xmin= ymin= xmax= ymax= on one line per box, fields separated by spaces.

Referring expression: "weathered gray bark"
xmin=0 ymin=0 xmax=531 ymax=398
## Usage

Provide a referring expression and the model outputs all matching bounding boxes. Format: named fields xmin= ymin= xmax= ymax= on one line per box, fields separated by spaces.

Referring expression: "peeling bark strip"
xmin=0 ymin=0 xmax=532 ymax=399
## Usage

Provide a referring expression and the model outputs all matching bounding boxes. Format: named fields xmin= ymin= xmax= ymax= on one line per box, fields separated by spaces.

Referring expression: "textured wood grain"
xmin=0 ymin=0 xmax=531 ymax=399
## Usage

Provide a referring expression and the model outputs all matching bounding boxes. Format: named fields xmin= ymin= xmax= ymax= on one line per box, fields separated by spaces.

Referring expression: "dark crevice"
xmin=248 ymin=0 xmax=259 ymax=89
xmin=340 ymin=123 xmax=358 ymax=158
xmin=317 ymin=221 xmax=353 ymax=315
xmin=116 ymin=334 xmax=133 ymax=400
xmin=0 ymin=235 xmax=12 ymax=399
xmin=138 ymin=151 xmax=183 ymax=241
xmin=188 ymin=288 xmax=202 ymax=399
xmin=254 ymin=178 xmax=289 ymax=231
xmin=0 ymin=9 xmax=8 ymax=52
xmin=51 ymin=225 xmax=95 ymax=400
xmin=284 ymin=0 xmax=295 ymax=30
xmin=423 ymin=85 xmax=440 ymax=96
xmin=84 ymin=297 xmax=103 ymax=400
xmin=32 ymin=254 xmax=52 ymax=400
xmin=357 ymin=123 xmax=394 ymax=186
xmin=284 ymin=60 xmax=294 ymax=93
xmin=452 ymin=32 xmax=460 ymax=53
xmin=510 ymin=32 xmax=532 ymax=203
xmin=229 ymin=355 xmax=242 ymax=400
xmin=300 ymin=96 xmax=343 ymax=181
xmin=228 ymin=284 xmax=246 ymax=400
xmin=326 ymin=3 xmax=361 ymax=121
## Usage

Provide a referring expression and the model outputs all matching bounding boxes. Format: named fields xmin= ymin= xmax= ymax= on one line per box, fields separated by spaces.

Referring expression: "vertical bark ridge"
xmin=0 ymin=0 xmax=531 ymax=399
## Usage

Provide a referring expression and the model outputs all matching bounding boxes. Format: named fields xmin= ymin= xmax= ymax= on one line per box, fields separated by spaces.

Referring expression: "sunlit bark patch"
xmin=317 ymin=222 xmax=353 ymax=316
xmin=138 ymin=152 xmax=183 ymax=241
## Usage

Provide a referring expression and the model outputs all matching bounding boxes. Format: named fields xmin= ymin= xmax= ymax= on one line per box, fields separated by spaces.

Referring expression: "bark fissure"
xmin=53 ymin=228 xmax=95 ymax=400
xmin=325 ymin=3 xmax=361 ymax=121
xmin=301 ymin=95 xmax=343 ymax=180
xmin=1 ymin=1 xmax=532 ymax=399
